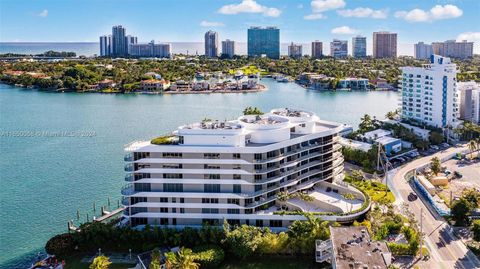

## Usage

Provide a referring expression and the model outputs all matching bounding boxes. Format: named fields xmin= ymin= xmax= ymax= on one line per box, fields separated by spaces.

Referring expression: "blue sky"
xmin=1 ymin=0 xmax=479 ymax=54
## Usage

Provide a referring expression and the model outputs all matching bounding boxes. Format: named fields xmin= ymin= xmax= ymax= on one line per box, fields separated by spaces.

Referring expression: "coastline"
xmin=0 ymin=82 xmax=268 ymax=95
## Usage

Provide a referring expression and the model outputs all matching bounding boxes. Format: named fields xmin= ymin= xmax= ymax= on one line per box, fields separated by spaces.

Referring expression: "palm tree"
xmin=359 ymin=114 xmax=373 ymax=132
xmin=149 ymin=248 xmax=161 ymax=269
xmin=89 ymin=255 xmax=111 ymax=269
xmin=165 ymin=247 xmax=199 ymax=269
xmin=468 ymin=139 xmax=477 ymax=159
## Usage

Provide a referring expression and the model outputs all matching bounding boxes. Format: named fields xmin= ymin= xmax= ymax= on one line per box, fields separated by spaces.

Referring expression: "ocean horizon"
xmin=0 ymin=41 xmax=416 ymax=57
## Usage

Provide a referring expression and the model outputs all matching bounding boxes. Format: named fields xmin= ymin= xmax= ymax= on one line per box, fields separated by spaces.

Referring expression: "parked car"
xmin=441 ymin=143 xmax=450 ymax=149
xmin=430 ymin=145 xmax=440 ymax=151
xmin=408 ymin=192 xmax=418 ymax=201
xmin=454 ymin=171 xmax=463 ymax=178
xmin=445 ymin=170 xmax=452 ymax=175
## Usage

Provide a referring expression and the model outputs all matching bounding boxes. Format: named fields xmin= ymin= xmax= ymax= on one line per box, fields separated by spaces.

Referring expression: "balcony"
xmin=121 ymin=183 xmax=135 ymax=195
xmin=124 ymin=153 xmax=133 ymax=162
xmin=121 ymin=196 xmax=129 ymax=206
xmin=125 ymin=174 xmax=134 ymax=182
xmin=124 ymin=164 xmax=134 ymax=172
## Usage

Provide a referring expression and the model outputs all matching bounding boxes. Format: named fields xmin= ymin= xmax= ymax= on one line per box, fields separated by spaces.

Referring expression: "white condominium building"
xmin=459 ymin=81 xmax=480 ymax=124
xmin=400 ymin=55 xmax=460 ymax=128
xmin=122 ymin=108 xmax=367 ymax=229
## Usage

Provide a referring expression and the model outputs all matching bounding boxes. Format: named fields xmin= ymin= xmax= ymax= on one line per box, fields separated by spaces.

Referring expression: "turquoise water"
xmin=0 ymin=80 xmax=399 ymax=268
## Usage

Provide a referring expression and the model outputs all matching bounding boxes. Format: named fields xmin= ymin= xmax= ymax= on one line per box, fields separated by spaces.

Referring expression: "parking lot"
xmin=388 ymin=143 xmax=452 ymax=168
xmin=443 ymin=158 xmax=480 ymax=189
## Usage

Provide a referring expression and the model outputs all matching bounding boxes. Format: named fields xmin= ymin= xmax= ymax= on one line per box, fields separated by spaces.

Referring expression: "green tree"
xmin=165 ymin=247 xmax=199 ymax=269
xmin=473 ymin=220 xmax=480 ymax=241
xmin=243 ymin=106 xmax=263 ymax=115
xmin=451 ymin=198 xmax=472 ymax=226
xmin=430 ymin=157 xmax=441 ymax=176
xmin=149 ymin=248 xmax=162 ymax=269
xmin=89 ymin=255 xmax=111 ymax=269
xmin=429 ymin=131 xmax=445 ymax=145
xmin=222 ymin=225 xmax=262 ymax=259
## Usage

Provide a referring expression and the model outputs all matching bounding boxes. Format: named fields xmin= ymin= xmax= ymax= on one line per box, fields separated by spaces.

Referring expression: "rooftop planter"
xmin=150 ymin=135 xmax=178 ymax=145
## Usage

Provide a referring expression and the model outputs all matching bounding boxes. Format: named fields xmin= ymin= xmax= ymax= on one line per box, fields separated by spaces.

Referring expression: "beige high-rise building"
xmin=432 ymin=40 xmax=473 ymax=59
xmin=373 ymin=32 xmax=397 ymax=58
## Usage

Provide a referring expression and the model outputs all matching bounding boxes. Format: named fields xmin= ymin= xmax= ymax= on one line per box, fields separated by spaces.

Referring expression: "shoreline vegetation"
xmin=2 ymin=51 xmax=478 ymax=96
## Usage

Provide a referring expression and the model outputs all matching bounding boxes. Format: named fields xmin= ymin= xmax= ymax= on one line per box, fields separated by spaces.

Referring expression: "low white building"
xmin=122 ymin=108 xmax=369 ymax=228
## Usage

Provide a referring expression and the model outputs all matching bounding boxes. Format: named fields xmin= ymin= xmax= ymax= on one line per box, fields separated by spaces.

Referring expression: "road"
xmin=388 ymin=145 xmax=480 ymax=269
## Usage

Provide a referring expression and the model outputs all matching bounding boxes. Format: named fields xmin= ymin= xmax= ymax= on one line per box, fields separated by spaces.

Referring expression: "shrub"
xmin=151 ymin=135 xmax=176 ymax=145
xmin=387 ymin=242 xmax=412 ymax=255
xmin=473 ymin=220 xmax=480 ymax=242
xmin=45 ymin=233 xmax=75 ymax=258
xmin=193 ymin=245 xmax=225 ymax=268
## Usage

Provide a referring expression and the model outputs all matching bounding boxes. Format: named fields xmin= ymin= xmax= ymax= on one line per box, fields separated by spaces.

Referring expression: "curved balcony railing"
xmin=121 ymin=183 xmax=135 ymax=195
xmin=124 ymin=163 xmax=134 ymax=172
xmin=121 ymin=196 xmax=130 ymax=206
xmin=125 ymin=174 xmax=134 ymax=182
xmin=124 ymin=153 xmax=133 ymax=162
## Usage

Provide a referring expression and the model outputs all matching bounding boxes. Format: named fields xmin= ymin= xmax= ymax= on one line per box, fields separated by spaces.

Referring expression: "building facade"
xmin=112 ymin=25 xmax=127 ymax=57
xmin=400 ymin=55 xmax=460 ymax=128
xmin=221 ymin=39 xmax=235 ymax=58
xmin=204 ymin=31 xmax=219 ymax=58
xmin=352 ymin=36 xmax=366 ymax=58
xmin=432 ymin=40 xmax=474 ymax=59
xmin=330 ymin=39 xmax=348 ymax=58
xmin=122 ymin=108 xmax=361 ymax=228
xmin=414 ymin=42 xmax=433 ymax=60
xmin=338 ymin=78 xmax=369 ymax=91
xmin=125 ymin=35 xmax=138 ymax=55
xmin=288 ymin=42 xmax=302 ymax=59
xmin=247 ymin=26 xmax=280 ymax=59
xmin=311 ymin=41 xmax=323 ymax=59
xmin=459 ymin=81 xmax=480 ymax=124
xmin=373 ymin=32 xmax=397 ymax=58
xmin=130 ymin=41 xmax=171 ymax=58
xmin=99 ymin=35 xmax=112 ymax=56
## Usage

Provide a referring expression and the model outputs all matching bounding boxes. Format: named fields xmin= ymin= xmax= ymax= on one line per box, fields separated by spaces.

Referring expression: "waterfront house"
xmin=338 ymin=78 xmax=369 ymax=91
xmin=140 ymin=79 xmax=170 ymax=92
xmin=170 ymin=80 xmax=192 ymax=91
xmin=97 ymin=79 xmax=116 ymax=89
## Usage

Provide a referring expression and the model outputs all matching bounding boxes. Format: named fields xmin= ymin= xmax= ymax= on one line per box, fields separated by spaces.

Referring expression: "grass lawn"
xmin=345 ymin=177 xmax=395 ymax=203
xmin=220 ymin=256 xmax=327 ymax=269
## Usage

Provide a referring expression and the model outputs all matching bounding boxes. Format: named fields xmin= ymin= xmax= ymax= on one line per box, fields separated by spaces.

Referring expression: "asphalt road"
xmin=388 ymin=145 xmax=480 ymax=269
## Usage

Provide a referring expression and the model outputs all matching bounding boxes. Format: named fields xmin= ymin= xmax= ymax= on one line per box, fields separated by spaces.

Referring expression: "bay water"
xmin=0 ymin=79 xmax=399 ymax=267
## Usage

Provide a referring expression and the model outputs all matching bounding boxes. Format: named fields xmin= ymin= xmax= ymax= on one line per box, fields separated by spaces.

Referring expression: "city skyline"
xmin=1 ymin=0 xmax=479 ymax=54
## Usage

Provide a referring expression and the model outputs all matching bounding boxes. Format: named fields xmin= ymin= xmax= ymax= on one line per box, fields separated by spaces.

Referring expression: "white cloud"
xmin=200 ymin=21 xmax=225 ymax=27
xmin=337 ymin=7 xmax=388 ymax=19
xmin=218 ymin=0 xmax=281 ymax=17
xmin=304 ymin=13 xmax=326 ymax=20
xmin=311 ymin=0 xmax=345 ymax=13
xmin=457 ymin=32 xmax=480 ymax=42
xmin=331 ymin=26 xmax=358 ymax=35
xmin=395 ymin=4 xmax=462 ymax=22
xmin=38 ymin=9 xmax=48 ymax=17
